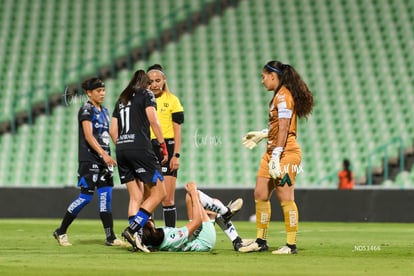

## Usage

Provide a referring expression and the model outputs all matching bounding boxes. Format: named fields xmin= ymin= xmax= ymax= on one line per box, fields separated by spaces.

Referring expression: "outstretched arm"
xmin=242 ymin=129 xmax=268 ymax=150
xmin=185 ymin=182 xmax=210 ymax=235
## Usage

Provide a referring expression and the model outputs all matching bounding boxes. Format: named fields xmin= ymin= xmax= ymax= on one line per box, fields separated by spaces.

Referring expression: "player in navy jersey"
xmin=110 ymin=69 xmax=168 ymax=252
xmin=53 ymin=78 xmax=123 ymax=247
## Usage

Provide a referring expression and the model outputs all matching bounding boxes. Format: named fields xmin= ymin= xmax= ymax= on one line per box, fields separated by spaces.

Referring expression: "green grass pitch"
xmin=0 ymin=219 xmax=413 ymax=275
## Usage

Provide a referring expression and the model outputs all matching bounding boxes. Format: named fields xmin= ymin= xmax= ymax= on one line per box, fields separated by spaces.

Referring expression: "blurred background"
xmin=0 ymin=0 xmax=413 ymax=190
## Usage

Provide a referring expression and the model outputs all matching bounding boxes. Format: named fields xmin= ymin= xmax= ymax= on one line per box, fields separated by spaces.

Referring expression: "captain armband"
xmin=278 ymin=108 xmax=292 ymax=119
xmin=277 ymin=102 xmax=292 ymax=119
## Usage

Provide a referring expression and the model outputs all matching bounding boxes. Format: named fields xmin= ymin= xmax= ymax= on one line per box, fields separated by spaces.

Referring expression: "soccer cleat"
xmin=132 ymin=232 xmax=150 ymax=253
xmin=233 ymin=238 xmax=256 ymax=251
xmin=232 ymin=237 xmax=243 ymax=251
xmin=121 ymin=227 xmax=150 ymax=253
xmin=105 ymin=238 xmax=127 ymax=246
xmin=53 ymin=230 xmax=72 ymax=246
xmin=241 ymin=238 xmax=255 ymax=247
xmin=222 ymin=198 xmax=243 ymax=222
xmin=238 ymin=241 xmax=269 ymax=253
xmin=233 ymin=241 xmax=243 ymax=251
xmin=272 ymin=245 xmax=298 ymax=255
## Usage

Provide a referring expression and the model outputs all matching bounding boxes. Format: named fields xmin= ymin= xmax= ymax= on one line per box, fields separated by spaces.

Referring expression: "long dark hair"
xmin=141 ymin=219 xmax=164 ymax=247
xmin=343 ymin=159 xmax=353 ymax=182
xmin=264 ymin=60 xmax=314 ymax=118
xmin=118 ymin=69 xmax=151 ymax=105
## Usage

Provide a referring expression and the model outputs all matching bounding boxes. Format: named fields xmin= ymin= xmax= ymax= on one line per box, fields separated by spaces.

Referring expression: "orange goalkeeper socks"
xmin=281 ymin=201 xmax=299 ymax=245
xmin=255 ymin=200 xmax=271 ymax=240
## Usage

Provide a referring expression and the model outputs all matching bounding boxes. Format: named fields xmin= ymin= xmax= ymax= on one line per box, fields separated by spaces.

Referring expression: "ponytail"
xmin=264 ymin=61 xmax=314 ymax=118
xmin=119 ymin=70 xmax=150 ymax=105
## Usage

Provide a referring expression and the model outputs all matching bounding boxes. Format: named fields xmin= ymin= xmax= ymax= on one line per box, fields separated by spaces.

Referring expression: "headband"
xmin=86 ymin=79 xmax=105 ymax=90
xmin=265 ymin=64 xmax=282 ymax=75
xmin=147 ymin=69 xmax=165 ymax=76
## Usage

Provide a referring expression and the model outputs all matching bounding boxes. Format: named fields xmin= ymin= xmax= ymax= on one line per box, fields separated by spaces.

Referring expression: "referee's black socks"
xmin=163 ymin=205 xmax=177 ymax=227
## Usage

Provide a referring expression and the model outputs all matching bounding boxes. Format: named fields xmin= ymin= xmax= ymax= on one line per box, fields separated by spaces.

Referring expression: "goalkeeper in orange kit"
xmin=239 ymin=60 xmax=313 ymax=254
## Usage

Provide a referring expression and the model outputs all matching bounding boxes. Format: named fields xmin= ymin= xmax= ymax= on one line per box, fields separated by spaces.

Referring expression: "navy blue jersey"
xmin=112 ymin=88 xmax=157 ymax=151
xmin=78 ymin=101 xmax=111 ymax=163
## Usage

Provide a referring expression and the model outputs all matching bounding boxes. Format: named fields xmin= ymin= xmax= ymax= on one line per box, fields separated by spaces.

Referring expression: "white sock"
xmin=216 ymin=214 xmax=239 ymax=242
xmin=198 ymin=190 xmax=228 ymax=215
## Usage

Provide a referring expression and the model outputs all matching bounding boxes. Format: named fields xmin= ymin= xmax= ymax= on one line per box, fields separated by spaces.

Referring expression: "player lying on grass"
xmin=137 ymin=181 xmax=251 ymax=252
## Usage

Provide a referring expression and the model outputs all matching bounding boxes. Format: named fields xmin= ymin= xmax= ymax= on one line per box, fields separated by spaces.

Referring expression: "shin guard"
xmin=281 ymin=201 xmax=299 ymax=245
xmin=255 ymin=200 xmax=271 ymax=240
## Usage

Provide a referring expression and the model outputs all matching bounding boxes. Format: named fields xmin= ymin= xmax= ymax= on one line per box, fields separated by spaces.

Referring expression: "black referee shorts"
xmin=151 ymin=138 xmax=178 ymax=177
xmin=116 ymin=148 xmax=164 ymax=185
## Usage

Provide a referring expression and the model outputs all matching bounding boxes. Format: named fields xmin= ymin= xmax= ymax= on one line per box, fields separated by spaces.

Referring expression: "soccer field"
xmin=0 ymin=219 xmax=413 ymax=275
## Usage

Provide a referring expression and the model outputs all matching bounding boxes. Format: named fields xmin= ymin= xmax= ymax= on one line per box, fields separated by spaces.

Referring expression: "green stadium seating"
xmin=0 ymin=0 xmax=413 ymax=188
xmin=0 ymin=0 xmax=215 ymax=122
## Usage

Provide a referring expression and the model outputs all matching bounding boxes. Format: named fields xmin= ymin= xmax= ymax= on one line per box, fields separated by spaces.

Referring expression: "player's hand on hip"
xmin=268 ymin=147 xmax=283 ymax=179
xmin=242 ymin=129 xmax=268 ymax=150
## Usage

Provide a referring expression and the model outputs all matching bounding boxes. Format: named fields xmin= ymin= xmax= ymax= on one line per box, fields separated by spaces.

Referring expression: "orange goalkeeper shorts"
xmin=257 ymin=149 xmax=302 ymax=185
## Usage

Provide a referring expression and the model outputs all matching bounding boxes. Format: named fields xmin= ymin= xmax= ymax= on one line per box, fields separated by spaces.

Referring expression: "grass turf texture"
xmin=0 ymin=219 xmax=413 ymax=275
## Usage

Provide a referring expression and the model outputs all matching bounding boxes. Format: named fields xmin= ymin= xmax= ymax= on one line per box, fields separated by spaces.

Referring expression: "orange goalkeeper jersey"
xmin=266 ymin=86 xmax=300 ymax=154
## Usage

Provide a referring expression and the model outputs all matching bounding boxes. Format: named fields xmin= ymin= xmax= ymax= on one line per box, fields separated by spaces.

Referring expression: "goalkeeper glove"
xmin=269 ymin=147 xmax=283 ymax=179
xmin=242 ymin=129 xmax=268 ymax=150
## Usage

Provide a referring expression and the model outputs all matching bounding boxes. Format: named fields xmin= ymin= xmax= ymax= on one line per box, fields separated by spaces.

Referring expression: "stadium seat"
xmin=1 ymin=0 xmax=414 ymax=188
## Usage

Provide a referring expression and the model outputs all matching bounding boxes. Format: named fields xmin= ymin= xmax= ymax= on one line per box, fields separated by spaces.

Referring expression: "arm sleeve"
xmin=170 ymin=95 xmax=184 ymax=124
xmin=172 ymin=111 xmax=184 ymax=124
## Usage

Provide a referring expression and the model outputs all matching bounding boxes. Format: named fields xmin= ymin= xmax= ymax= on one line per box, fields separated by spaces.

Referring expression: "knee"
xmin=160 ymin=192 xmax=167 ymax=203
xmin=254 ymin=189 xmax=269 ymax=201
xmin=151 ymin=185 xmax=167 ymax=202
xmin=129 ymin=192 xmax=143 ymax=203
xmin=157 ymin=186 xmax=167 ymax=202
xmin=276 ymin=188 xmax=295 ymax=202
xmin=162 ymin=198 xmax=174 ymax=206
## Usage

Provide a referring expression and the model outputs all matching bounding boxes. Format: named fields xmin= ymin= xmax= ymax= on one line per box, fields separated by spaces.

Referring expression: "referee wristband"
xmin=160 ymin=142 xmax=168 ymax=156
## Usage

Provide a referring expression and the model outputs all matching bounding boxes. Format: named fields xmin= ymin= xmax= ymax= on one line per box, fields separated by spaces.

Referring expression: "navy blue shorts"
xmin=77 ymin=162 xmax=114 ymax=194
xmin=116 ymin=148 xmax=164 ymax=185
